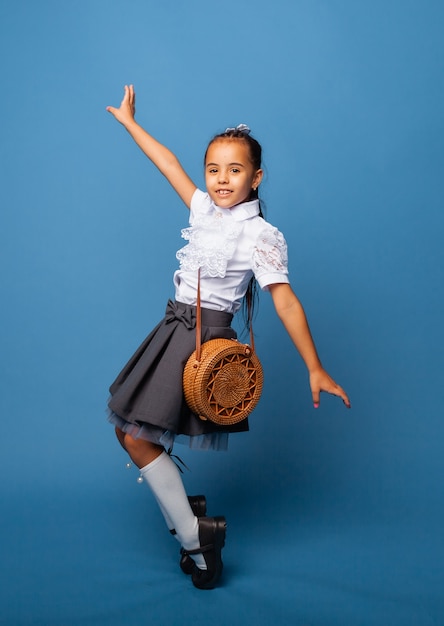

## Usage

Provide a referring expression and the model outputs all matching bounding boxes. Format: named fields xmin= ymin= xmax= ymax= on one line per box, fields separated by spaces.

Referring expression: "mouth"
xmin=216 ymin=189 xmax=232 ymax=197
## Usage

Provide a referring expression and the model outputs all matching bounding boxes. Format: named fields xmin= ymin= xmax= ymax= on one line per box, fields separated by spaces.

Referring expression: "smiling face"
xmin=204 ymin=139 xmax=263 ymax=209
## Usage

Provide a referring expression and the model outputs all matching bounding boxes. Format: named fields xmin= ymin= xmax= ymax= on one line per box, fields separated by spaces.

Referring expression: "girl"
xmin=106 ymin=85 xmax=350 ymax=590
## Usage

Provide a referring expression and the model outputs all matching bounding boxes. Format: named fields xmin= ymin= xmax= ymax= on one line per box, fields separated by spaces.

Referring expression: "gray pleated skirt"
xmin=108 ymin=299 xmax=249 ymax=451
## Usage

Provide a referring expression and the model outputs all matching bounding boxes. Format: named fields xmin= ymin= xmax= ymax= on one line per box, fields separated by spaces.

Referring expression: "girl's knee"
xmin=123 ymin=433 xmax=162 ymax=457
xmin=115 ymin=429 xmax=163 ymax=467
xmin=122 ymin=433 xmax=140 ymax=455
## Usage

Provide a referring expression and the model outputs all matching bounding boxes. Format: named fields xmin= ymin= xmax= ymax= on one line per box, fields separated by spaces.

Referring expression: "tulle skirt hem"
xmin=108 ymin=410 xmax=229 ymax=452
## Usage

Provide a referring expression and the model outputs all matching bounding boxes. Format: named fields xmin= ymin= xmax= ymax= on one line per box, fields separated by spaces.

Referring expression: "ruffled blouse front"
xmin=176 ymin=206 xmax=243 ymax=278
xmin=173 ymin=189 xmax=289 ymax=313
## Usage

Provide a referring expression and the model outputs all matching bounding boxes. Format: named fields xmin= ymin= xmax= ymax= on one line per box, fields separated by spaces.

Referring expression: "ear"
xmin=252 ymin=168 xmax=263 ymax=190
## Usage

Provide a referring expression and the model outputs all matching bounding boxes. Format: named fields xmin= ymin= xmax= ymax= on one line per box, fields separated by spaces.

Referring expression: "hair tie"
xmin=224 ymin=123 xmax=251 ymax=135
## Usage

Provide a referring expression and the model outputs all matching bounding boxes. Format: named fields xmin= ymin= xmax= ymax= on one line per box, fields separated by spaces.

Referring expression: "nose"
xmin=218 ymin=169 xmax=228 ymax=184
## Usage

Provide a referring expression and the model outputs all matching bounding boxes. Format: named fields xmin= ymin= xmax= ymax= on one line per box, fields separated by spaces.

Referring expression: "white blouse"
xmin=173 ymin=188 xmax=289 ymax=313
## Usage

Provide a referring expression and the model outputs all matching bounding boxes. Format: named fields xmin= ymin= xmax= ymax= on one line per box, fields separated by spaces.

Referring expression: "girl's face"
xmin=205 ymin=139 xmax=263 ymax=209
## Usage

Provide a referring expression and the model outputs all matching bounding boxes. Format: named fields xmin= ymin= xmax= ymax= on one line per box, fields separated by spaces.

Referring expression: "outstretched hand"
xmin=309 ymin=368 xmax=351 ymax=409
xmin=106 ymin=84 xmax=136 ymax=126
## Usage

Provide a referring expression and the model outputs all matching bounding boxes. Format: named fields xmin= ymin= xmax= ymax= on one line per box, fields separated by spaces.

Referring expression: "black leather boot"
xmin=169 ymin=495 xmax=207 ymax=575
xmin=183 ymin=516 xmax=227 ymax=590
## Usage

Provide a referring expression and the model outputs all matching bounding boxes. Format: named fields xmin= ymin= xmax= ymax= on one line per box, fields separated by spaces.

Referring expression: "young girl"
xmin=106 ymin=85 xmax=350 ymax=590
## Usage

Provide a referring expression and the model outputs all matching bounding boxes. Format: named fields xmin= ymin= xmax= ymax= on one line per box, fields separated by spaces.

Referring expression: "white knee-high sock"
xmin=154 ymin=500 xmax=175 ymax=535
xmin=140 ymin=452 xmax=206 ymax=569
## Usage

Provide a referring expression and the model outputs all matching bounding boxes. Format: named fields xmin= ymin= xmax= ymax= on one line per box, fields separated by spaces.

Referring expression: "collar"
xmin=213 ymin=198 xmax=260 ymax=222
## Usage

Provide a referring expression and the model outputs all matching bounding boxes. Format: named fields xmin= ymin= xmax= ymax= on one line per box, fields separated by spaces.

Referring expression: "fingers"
xmin=312 ymin=388 xmax=351 ymax=409
xmin=330 ymin=382 xmax=351 ymax=408
xmin=129 ymin=84 xmax=136 ymax=114
xmin=121 ymin=84 xmax=130 ymax=105
xmin=106 ymin=85 xmax=136 ymax=121
xmin=123 ymin=84 xmax=136 ymax=114
xmin=312 ymin=392 xmax=320 ymax=409
xmin=339 ymin=388 xmax=351 ymax=409
xmin=310 ymin=372 xmax=351 ymax=410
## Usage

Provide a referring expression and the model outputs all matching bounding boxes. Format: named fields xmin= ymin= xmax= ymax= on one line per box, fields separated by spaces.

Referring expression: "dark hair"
xmin=205 ymin=128 xmax=265 ymax=336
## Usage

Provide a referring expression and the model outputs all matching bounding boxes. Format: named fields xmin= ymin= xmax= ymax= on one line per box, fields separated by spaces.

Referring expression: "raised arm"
xmin=269 ymin=283 xmax=351 ymax=408
xmin=106 ymin=85 xmax=197 ymax=208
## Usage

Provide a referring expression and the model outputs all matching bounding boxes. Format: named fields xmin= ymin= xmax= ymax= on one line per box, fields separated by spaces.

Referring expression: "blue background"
xmin=1 ymin=1 xmax=443 ymax=624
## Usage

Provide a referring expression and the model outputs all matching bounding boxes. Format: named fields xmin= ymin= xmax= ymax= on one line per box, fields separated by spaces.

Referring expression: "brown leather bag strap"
xmin=245 ymin=286 xmax=255 ymax=353
xmin=195 ymin=268 xmax=255 ymax=362
xmin=196 ymin=268 xmax=202 ymax=362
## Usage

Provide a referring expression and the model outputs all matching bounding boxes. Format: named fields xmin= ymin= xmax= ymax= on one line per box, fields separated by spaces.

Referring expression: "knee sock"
xmin=139 ymin=452 xmax=206 ymax=570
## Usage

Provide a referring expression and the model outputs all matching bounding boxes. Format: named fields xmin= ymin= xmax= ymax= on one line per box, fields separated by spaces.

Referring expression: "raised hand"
xmin=106 ymin=84 xmax=136 ymax=127
xmin=105 ymin=85 xmax=196 ymax=207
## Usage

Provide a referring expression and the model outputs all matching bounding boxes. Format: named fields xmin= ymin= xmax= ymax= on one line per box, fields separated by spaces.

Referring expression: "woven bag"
xmin=183 ymin=270 xmax=263 ymax=425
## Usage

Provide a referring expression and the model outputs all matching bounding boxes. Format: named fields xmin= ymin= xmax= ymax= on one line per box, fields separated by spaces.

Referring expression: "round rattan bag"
xmin=183 ymin=338 xmax=263 ymax=425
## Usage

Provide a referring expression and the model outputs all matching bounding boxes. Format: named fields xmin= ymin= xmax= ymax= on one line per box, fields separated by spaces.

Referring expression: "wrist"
xmin=124 ymin=118 xmax=139 ymax=132
xmin=307 ymin=361 xmax=323 ymax=375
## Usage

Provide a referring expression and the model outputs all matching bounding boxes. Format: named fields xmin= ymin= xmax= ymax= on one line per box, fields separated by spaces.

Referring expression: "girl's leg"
xmin=115 ymin=427 xmax=206 ymax=536
xmin=118 ymin=430 xmax=206 ymax=570
xmin=115 ymin=427 xmax=174 ymax=527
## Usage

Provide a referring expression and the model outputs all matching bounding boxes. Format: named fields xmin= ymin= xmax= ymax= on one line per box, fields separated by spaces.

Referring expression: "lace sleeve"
xmin=251 ymin=225 xmax=289 ymax=287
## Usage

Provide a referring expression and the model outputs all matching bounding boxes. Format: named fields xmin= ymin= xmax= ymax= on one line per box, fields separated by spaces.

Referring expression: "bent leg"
xmin=121 ymin=433 xmax=205 ymax=569
xmin=120 ymin=431 xmax=163 ymax=468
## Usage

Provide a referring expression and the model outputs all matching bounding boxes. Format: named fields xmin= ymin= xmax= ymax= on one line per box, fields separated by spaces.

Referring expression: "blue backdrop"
xmin=1 ymin=1 xmax=443 ymax=624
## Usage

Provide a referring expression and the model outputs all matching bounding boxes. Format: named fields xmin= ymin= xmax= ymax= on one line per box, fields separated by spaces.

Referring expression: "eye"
xmin=208 ymin=167 xmax=218 ymax=174
xmin=230 ymin=168 xmax=240 ymax=173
